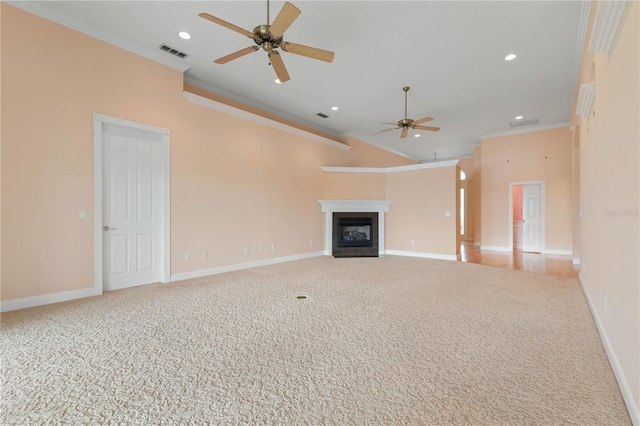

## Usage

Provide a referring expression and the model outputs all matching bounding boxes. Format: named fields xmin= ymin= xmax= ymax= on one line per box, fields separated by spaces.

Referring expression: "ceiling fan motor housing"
xmin=253 ymin=25 xmax=283 ymax=51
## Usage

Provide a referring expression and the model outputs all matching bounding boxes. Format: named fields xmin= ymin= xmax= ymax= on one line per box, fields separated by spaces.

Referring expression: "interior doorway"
xmin=509 ymin=181 xmax=545 ymax=253
xmin=93 ymin=114 xmax=171 ymax=294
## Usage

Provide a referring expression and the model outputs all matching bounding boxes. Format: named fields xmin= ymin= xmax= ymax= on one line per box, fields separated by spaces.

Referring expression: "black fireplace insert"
xmin=332 ymin=212 xmax=378 ymax=257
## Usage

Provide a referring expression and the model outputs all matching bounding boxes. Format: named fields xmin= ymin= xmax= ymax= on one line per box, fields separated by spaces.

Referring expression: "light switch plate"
xmin=79 ymin=210 xmax=87 ymax=219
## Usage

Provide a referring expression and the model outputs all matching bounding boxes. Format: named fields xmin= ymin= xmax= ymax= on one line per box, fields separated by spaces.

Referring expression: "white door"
xmin=102 ymin=124 xmax=163 ymax=291
xmin=522 ymin=183 xmax=543 ymax=253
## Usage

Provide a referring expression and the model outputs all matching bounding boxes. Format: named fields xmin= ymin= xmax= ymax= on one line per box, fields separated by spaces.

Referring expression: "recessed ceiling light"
xmin=414 ymin=134 xmax=421 ymax=138
xmin=505 ymin=53 xmax=517 ymax=61
xmin=275 ymin=79 xmax=283 ymax=84
xmin=331 ymin=106 xmax=339 ymax=111
xmin=515 ymin=115 xmax=524 ymax=120
xmin=178 ymin=31 xmax=192 ymax=40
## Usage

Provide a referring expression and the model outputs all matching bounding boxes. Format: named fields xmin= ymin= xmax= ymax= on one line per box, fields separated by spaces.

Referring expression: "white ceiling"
xmin=15 ymin=1 xmax=588 ymax=162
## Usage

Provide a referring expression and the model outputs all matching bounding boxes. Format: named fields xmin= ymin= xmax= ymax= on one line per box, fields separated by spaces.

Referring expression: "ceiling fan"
xmin=374 ymin=87 xmax=440 ymax=139
xmin=199 ymin=0 xmax=335 ymax=83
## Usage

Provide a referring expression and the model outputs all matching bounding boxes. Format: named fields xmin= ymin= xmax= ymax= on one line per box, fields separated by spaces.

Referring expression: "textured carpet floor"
xmin=1 ymin=256 xmax=630 ymax=425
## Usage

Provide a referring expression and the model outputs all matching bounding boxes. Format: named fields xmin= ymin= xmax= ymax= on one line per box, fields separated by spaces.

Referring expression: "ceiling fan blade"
xmin=373 ymin=127 xmax=400 ymax=135
xmin=381 ymin=122 xmax=399 ymax=126
xmin=269 ymin=2 xmax=301 ymax=38
xmin=214 ymin=46 xmax=259 ymax=64
xmin=401 ymin=127 xmax=409 ymax=139
xmin=413 ymin=116 xmax=434 ymax=125
xmin=413 ymin=125 xmax=441 ymax=132
xmin=269 ymin=50 xmax=290 ymax=83
xmin=198 ymin=13 xmax=254 ymax=38
xmin=281 ymin=42 xmax=335 ymax=63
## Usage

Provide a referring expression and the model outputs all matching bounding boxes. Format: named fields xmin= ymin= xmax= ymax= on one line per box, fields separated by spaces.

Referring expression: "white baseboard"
xmin=573 ymin=257 xmax=581 ymax=265
xmin=543 ymin=249 xmax=573 ymax=256
xmin=170 ymin=251 xmax=325 ymax=282
xmin=480 ymin=245 xmax=511 ymax=252
xmin=1 ymin=287 xmax=101 ymax=313
xmin=578 ymin=273 xmax=639 ymax=425
xmin=1 ymin=252 xmax=326 ymax=312
xmin=385 ymin=249 xmax=458 ymax=261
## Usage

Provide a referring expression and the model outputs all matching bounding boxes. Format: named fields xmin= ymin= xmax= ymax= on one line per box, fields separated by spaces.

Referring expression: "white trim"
xmin=576 ymin=82 xmax=597 ymax=117
xmin=183 ymin=92 xmax=350 ymax=151
xmin=93 ymin=113 xmax=171 ymax=294
xmin=321 ymin=160 xmax=459 ymax=174
xmin=171 ymin=251 xmax=324 ymax=282
xmin=588 ymin=1 xmax=631 ymax=53
xmin=570 ymin=2 xmax=591 ymax=110
xmin=479 ymin=122 xmax=572 ymax=140
xmin=421 ymin=154 xmax=475 ymax=164
xmin=543 ymin=249 xmax=572 ymax=256
xmin=1 ymin=287 xmax=99 ymax=313
xmin=572 ymin=258 xmax=581 ymax=265
xmin=5 ymin=1 xmax=190 ymax=73
xmin=578 ymin=274 xmax=640 ymax=425
xmin=508 ymin=181 xmax=546 ymax=253
xmin=480 ymin=245 xmax=511 ymax=252
xmin=318 ymin=200 xmax=393 ymax=213
xmin=385 ymin=250 xmax=458 ymax=261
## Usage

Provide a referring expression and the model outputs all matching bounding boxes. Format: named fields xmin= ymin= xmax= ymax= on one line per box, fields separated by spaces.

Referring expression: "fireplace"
xmin=332 ymin=212 xmax=378 ymax=257
xmin=318 ymin=200 xmax=392 ymax=257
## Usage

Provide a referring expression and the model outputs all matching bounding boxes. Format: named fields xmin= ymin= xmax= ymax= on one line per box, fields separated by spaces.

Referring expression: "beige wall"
xmin=0 ymin=5 xmax=411 ymax=301
xmin=480 ymin=127 xmax=573 ymax=252
xmin=321 ymin=164 xmax=460 ymax=257
xmin=321 ymin=173 xmax=387 ymax=200
xmin=385 ymin=166 xmax=458 ymax=256
xmin=573 ymin=1 xmax=639 ymax=412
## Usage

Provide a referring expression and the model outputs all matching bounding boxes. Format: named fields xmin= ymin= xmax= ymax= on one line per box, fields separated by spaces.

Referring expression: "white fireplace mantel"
xmin=318 ymin=200 xmax=393 ymax=256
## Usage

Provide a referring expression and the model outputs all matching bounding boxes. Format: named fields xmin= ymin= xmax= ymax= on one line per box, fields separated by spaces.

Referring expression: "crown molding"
xmin=575 ymin=82 xmax=596 ymax=117
xmin=570 ymin=2 xmax=591 ymax=108
xmin=479 ymin=122 xmax=572 ymax=140
xmin=321 ymin=160 xmax=459 ymax=174
xmin=5 ymin=1 xmax=191 ymax=72
xmin=588 ymin=0 xmax=630 ymax=52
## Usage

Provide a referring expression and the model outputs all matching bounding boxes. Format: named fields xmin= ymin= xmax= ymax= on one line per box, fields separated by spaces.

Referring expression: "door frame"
xmin=92 ymin=113 xmax=171 ymax=294
xmin=508 ymin=180 xmax=545 ymax=252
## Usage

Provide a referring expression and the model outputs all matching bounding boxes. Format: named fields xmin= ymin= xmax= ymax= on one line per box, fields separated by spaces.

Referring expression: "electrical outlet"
xmin=78 ymin=210 xmax=87 ymax=219
xmin=202 ymin=251 xmax=208 ymax=258
xmin=260 ymin=245 xmax=264 ymax=252
xmin=410 ymin=239 xmax=415 ymax=245
xmin=310 ymin=240 xmax=313 ymax=246
xmin=244 ymin=247 xmax=249 ymax=254
xmin=185 ymin=253 xmax=191 ymax=261
xmin=603 ymin=295 xmax=607 ymax=310
xmin=271 ymin=244 xmax=275 ymax=251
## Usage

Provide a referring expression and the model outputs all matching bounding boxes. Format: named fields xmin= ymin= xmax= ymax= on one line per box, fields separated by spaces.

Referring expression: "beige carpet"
xmin=1 ymin=256 xmax=630 ymax=425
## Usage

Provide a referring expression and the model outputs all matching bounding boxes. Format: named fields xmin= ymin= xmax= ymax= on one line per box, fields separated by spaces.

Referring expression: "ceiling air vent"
xmin=509 ymin=118 xmax=539 ymax=128
xmin=159 ymin=44 xmax=189 ymax=59
xmin=316 ymin=113 xmax=329 ymax=118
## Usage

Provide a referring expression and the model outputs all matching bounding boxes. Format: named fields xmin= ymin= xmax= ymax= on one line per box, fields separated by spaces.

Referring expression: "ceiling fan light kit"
xmin=199 ymin=0 xmax=335 ymax=83
xmin=374 ymin=87 xmax=441 ymax=139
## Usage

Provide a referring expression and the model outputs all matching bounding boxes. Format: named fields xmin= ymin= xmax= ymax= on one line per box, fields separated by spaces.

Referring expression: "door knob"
xmin=103 ymin=226 xmax=111 ymax=231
